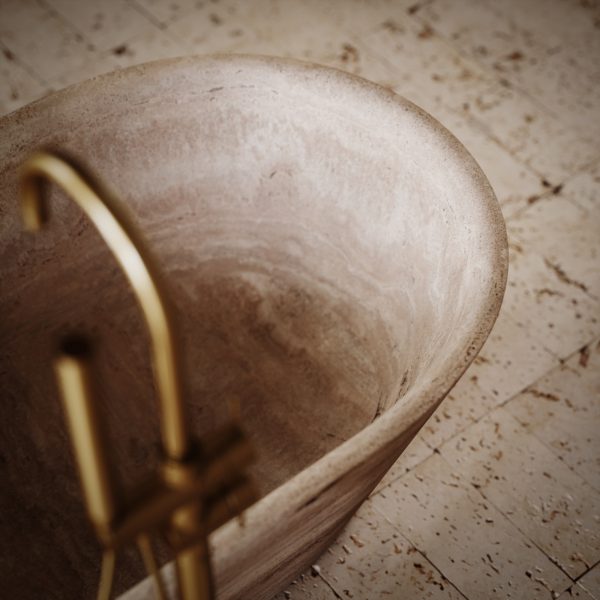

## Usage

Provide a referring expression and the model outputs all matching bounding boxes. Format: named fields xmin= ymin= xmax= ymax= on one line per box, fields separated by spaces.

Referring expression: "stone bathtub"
xmin=0 ymin=55 xmax=507 ymax=599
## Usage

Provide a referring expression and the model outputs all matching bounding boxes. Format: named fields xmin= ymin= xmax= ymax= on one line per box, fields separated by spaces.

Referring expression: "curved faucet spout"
xmin=20 ymin=151 xmax=190 ymax=461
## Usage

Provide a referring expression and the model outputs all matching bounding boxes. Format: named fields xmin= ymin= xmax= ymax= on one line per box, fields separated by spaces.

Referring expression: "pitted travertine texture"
xmin=0 ymin=56 xmax=507 ymax=599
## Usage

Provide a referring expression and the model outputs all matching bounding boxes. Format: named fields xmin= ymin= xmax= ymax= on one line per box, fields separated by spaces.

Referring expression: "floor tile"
xmin=508 ymin=179 xmax=600 ymax=301
xmin=168 ymin=1 xmax=390 ymax=82
xmin=373 ymin=453 xmax=573 ymax=598
xmin=418 ymin=0 xmax=600 ymax=141
xmin=360 ymin=13 xmax=494 ymax=120
xmin=460 ymin=80 xmax=599 ymax=182
xmin=129 ymin=0 xmax=200 ymax=26
xmin=45 ymin=0 xmax=156 ymax=52
xmin=440 ymin=407 xmax=600 ymax=578
xmin=504 ymin=201 xmax=600 ymax=358
xmin=417 ymin=0 xmax=529 ymax=63
xmin=0 ymin=0 xmax=96 ymax=81
xmin=489 ymin=0 xmax=600 ymax=49
xmin=253 ymin=0 xmax=431 ymax=39
xmin=171 ymin=5 xmax=400 ymax=88
xmin=0 ymin=44 xmax=47 ymax=115
xmin=230 ymin=24 xmax=363 ymax=74
xmin=487 ymin=0 xmax=600 ymax=140
xmin=456 ymin=305 xmax=559 ymax=405
xmin=506 ymin=338 xmax=600 ymax=493
xmin=579 ymin=562 xmax=600 ymax=598
xmin=317 ymin=497 xmax=465 ymax=599
xmin=50 ymin=51 xmax=120 ymax=90
xmin=110 ymin=27 xmax=188 ymax=68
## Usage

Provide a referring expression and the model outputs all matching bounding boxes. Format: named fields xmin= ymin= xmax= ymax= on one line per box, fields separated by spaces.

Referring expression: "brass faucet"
xmin=19 ymin=151 xmax=256 ymax=600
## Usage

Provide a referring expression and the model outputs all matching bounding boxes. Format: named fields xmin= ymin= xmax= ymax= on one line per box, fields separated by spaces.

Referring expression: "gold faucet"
xmin=20 ymin=151 xmax=256 ymax=600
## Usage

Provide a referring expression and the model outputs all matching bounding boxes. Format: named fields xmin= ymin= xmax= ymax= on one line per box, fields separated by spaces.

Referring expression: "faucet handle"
xmin=54 ymin=335 xmax=121 ymax=542
xmin=161 ymin=421 xmax=257 ymax=544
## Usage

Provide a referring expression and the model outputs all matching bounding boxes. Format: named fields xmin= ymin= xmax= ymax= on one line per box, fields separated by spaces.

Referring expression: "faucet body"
xmin=19 ymin=152 xmax=255 ymax=600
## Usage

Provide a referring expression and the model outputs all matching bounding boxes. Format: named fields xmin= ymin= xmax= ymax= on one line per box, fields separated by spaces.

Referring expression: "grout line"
xmin=370 ymin=500 xmax=471 ymax=600
xmin=409 ymin=0 xmax=596 ymax=152
xmin=0 ymin=38 xmax=48 ymax=88
xmin=447 ymin=418 xmax=589 ymax=580
xmin=125 ymin=0 xmax=167 ymax=30
xmin=574 ymin=557 xmax=600 ymax=584
xmin=373 ymin=447 xmax=578 ymax=598
xmin=505 ymin=154 xmax=600 ymax=223
xmin=413 ymin=337 xmax=600 ymax=492
xmin=433 ymin=450 xmax=576 ymax=596
xmin=31 ymin=0 xmax=94 ymax=85
xmin=499 ymin=347 xmax=600 ymax=495
xmin=374 ymin=343 xmax=561 ymax=492
xmin=127 ymin=0 xmax=205 ymax=30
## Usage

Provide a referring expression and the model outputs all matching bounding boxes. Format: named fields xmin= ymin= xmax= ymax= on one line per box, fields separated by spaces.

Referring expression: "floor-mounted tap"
xmin=19 ymin=151 xmax=256 ymax=600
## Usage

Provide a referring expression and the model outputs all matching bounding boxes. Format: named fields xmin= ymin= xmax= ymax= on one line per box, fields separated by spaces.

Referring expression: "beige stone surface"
xmin=317 ymin=497 xmax=465 ymax=599
xmin=0 ymin=43 xmax=46 ymax=115
xmin=417 ymin=0 xmax=600 ymax=143
xmin=0 ymin=0 xmax=96 ymax=81
xmin=441 ymin=407 xmax=600 ymax=578
xmin=373 ymin=453 xmax=573 ymax=599
xmin=1 ymin=0 xmax=599 ymax=599
xmin=506 ymin=337 xmax=600 ymax=493
xmin=455 ymin=307 xmax=559 ymax=405
xmin=502 ymin=230 xmax=600 ymax=360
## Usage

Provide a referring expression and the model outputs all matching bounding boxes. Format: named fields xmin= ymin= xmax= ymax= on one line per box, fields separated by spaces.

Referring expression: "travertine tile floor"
xmin=1 ymin=0 xmax=598 ymax=598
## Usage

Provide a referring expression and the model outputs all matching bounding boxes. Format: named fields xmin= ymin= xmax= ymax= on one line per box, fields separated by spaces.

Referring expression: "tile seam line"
xmin=505 ymin=427 xmax=600 ymax=497
xmin=443 ymin=409 xmax=600 ymax=582
xmin=11 ymin=0 xmax=91 ymax=84
xmin=430 ymin=336 xmax=600 ymax=492
xmin=0 ymin=39 xmax=48 ymax=87
xmin=503 ymin=154 xmax=600 ymax=222
xmin=369 ymin=500 xmax=471 ymax=600
xmin=374 ymin=333 xmax=597 ymax=494
xmin=374 ymin=474 xmax=573 ymax=598
xmin=497 ymin=370 xmax=600 ymax=495
xmin=37 ymin=0 xmax=92 ymax=43
xmin=435 ymin=450 xmax=579 ymax=589
xmin=423 ymin=351 xmax=563 ymax=454
xmin=124 ymin=0 xmax=166 ymax=31
xmin=409 ymin=5 xmax=593 ymax=142
xmin=574 ymin=557 xmax=600 ymax=585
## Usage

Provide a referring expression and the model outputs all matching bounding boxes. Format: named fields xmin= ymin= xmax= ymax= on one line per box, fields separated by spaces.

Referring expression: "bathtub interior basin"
xmin=0 ymin=56 xmax=507 ymax=600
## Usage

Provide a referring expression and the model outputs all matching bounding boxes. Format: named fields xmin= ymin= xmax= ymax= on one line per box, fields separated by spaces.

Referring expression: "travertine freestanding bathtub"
xmin=0 ymin=56 xmax=507 ymax=600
